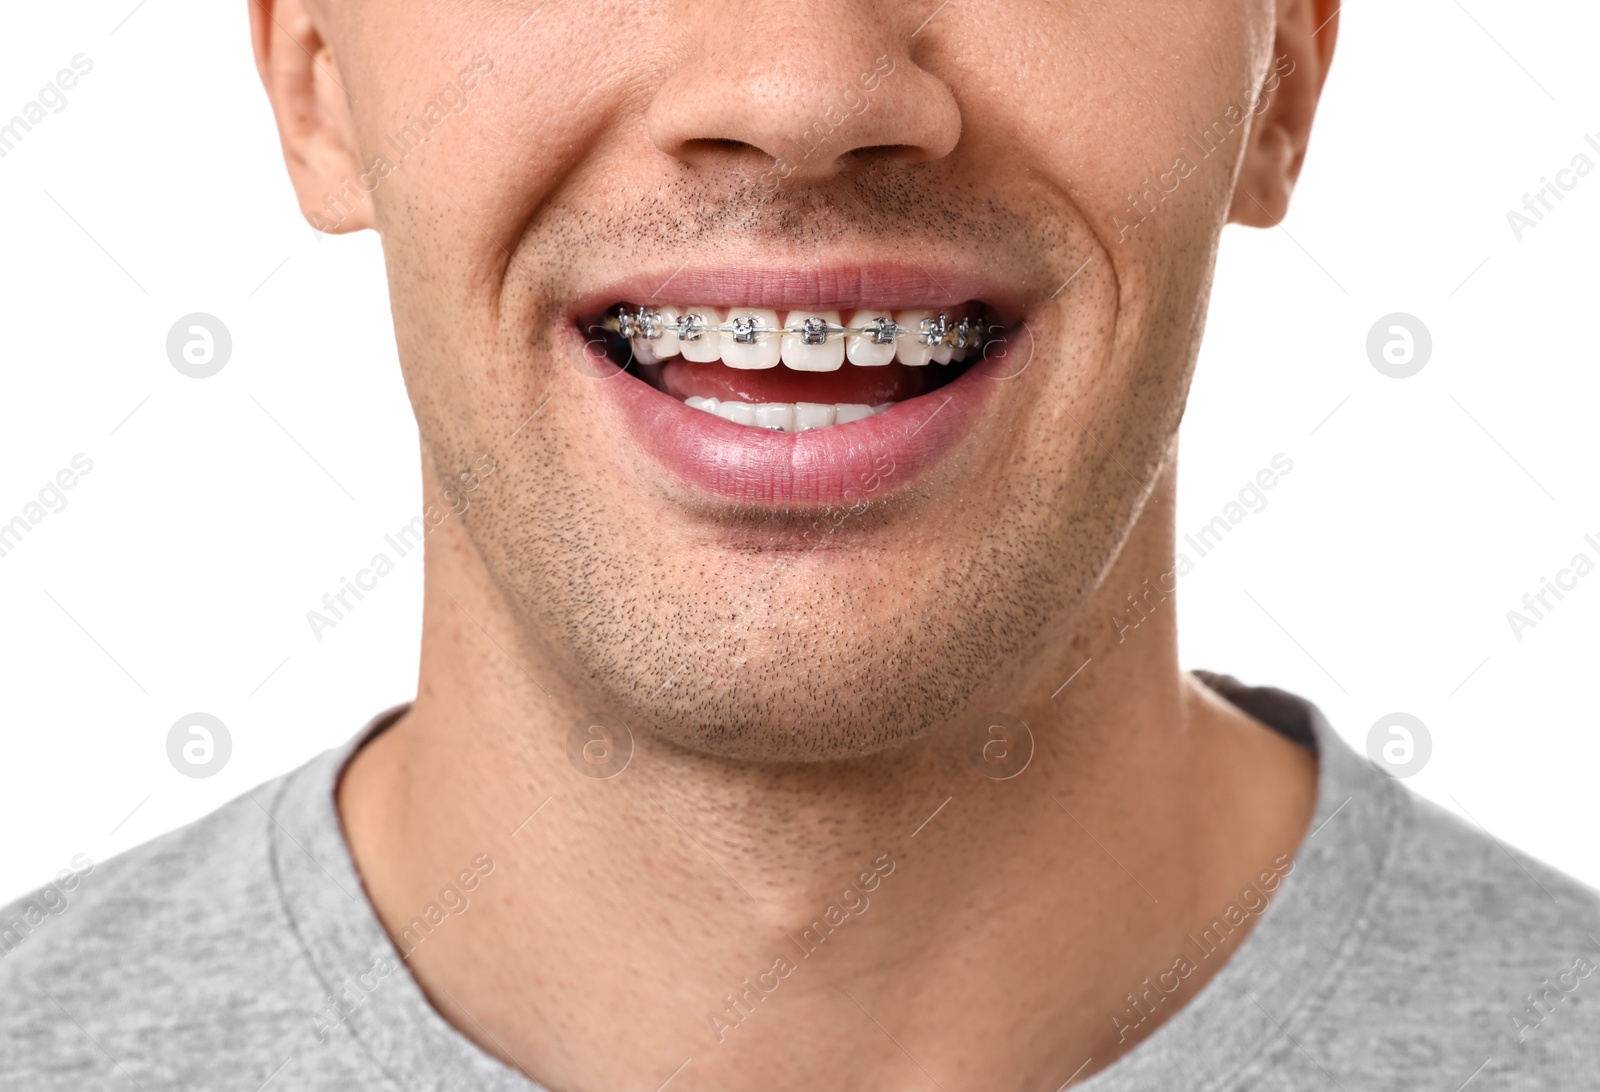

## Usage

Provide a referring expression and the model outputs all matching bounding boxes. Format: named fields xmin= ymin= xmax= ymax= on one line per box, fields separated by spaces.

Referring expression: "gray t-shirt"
xmin=4 ymin=673 xmax=1599 ymax=1090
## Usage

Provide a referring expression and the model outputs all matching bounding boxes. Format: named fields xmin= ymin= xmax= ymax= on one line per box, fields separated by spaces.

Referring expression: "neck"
xmin=339 ymin=456 xmax=1318 ymax=1091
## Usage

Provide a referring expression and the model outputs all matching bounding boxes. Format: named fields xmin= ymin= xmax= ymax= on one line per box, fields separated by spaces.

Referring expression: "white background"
xmin=1 ymin=1 xmax=1596 ymax=905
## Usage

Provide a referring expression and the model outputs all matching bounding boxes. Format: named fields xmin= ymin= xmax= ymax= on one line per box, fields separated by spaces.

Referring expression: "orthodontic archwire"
xmin=600 ymin=306 xmax=998 ymax=351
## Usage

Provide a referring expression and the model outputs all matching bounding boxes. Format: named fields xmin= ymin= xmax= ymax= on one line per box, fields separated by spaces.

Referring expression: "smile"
xmin=570 ymin=267 xmax=1026 ymax=506
xmin=589 ymin=302 xmax=998 ymax=433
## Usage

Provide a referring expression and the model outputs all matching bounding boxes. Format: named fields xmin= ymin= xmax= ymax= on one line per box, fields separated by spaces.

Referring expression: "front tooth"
xmin=754 ymin=403 xmax=795 ymax=431
xmin=721 ymin=309 xmax=782 ymax=370
xmin=846 ymin=310 xmax=896 ymax=367
xmin=834 ymin=404 xmax=873 ymax=424
xmin=931 ymin=341 xmax=954 ymax=364
xmin=679 ymin=306 xmax=723 ymax=363
xmin=685 ymin=395 xmax=719 ymax=413
xmin=794 ymin=402 xmax=836 ymax=431
xmin=893 ymin=310 xmax=933 ymax=366
xmin=781 ymin=311 xmax=844 ymax=372
xmin=716 ymin=401 xmax=757 ymax=426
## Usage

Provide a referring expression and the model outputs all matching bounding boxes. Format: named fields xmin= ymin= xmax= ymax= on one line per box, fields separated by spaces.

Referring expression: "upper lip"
xmin=568 ymin=261 xmax=1030 ymax=326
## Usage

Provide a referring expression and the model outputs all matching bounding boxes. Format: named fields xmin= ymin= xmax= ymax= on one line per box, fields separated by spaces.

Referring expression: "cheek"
xmin=980 ymin=4 xmax=1259 ymax=257
xmin=353 ymin=5 xmax=637 ymax=255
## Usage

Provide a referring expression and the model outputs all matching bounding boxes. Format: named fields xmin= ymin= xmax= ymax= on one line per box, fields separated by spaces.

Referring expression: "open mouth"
xmin=566 ymin=266 xmax=1026 ymax=506
xmin=582 ymin=303 xmax=998 ymax=433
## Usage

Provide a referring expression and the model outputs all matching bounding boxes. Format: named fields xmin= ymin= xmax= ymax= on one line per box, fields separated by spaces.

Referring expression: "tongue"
xmin=654 ymin=361 xmax=943 ymax=405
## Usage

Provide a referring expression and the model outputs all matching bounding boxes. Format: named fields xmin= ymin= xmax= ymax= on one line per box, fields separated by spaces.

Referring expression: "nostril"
xmin=677 ymin=137 xmax=766 ymax=164
xmin=670 ymin=136 xmax=808 ymax=179
xmin=689 ymin=137 xmax=754 ymax=154
xmin=844 ymin=143 xmax=931 ymax=168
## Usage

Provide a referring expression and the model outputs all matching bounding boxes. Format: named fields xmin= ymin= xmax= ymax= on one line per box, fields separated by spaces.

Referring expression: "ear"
xmin=249 ymin=0 xmax=373 ymax=233
xmin=1227 ymin=0 xmax=1339 ymax=227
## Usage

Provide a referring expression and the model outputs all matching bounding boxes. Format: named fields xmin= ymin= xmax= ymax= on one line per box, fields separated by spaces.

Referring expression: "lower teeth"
xmin=684 ymin=396 xmax=892 ymax=432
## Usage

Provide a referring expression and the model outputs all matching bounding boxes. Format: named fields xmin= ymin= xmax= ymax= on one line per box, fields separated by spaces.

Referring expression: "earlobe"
xmin=1231 ymin=122 xmax=1299 ymax=226
xmin=249 ymin=0 xmax=373 ymax=233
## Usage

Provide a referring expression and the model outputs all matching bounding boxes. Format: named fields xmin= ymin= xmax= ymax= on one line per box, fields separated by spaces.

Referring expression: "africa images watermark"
xmin=1509 ymin=935 xmax=1600 ymax=1044
xmin=305 ymin=453 xmax=498 ymax=640
xmin=705 ymin=853 xmax=897 ymax=1045
xmin=798 ymin=451 xmax=897 ymax=546
xmin=1503 ymin=531 xmax=1600 ymax=643
xmin=309 ymin=852 xmax=496 ymax=1042
xmin=1504 ymin=128 xmax=1600 ymax=242
xmin=0 ymin=854 xmax=95 ymax=962
xmin=759 ymin=55 xmax=898 ymax=191
xmin=0 ymin=54 xmax=94 ymax=161
xmin=1110 ymin=453 xmax=1295 ymax=642
xmin=0 ymin=453 xmax=95 ymax=562
xmin=1111 ymin=54 xmax=1296 ymax=243
xmin=308 ymin=950 xmax=400 ymax=1043
xmin=309 ymin=54 xmax=495 ymax=232
xmin=1108 ymin=853 xmax=1294 ymax=1044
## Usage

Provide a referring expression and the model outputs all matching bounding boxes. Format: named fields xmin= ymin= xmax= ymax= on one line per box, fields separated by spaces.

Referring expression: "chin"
xmin=606 ymin=634 xmax=978 ymax=765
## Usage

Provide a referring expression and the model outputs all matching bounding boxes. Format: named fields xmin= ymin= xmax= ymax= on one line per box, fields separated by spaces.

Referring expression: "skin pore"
xmin=252 ymin=0 xmax=1337 ymax=1088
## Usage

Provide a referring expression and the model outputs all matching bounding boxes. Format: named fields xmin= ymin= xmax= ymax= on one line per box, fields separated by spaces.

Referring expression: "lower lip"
xmin=586 ymin=343 xmax=1003 ymax=508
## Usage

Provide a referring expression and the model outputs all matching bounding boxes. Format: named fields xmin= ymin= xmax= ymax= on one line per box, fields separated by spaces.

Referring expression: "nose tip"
xmin=644 ymin=7 xmax=961 ymax=185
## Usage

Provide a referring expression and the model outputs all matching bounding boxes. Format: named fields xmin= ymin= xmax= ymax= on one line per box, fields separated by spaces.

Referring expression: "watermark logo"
xmin=1365 ymin=712 xmax=1430 ymax=778
xmin=1366 ymin=313 xmax=1431 ymax=379
xmin=166 ymin=712 xmax=232 ymax=778
xmin=975 ymin=320 xmax=1036 ymax=381
xmin=166 ymin=313 xmax=232 ymax=379
xmin=965 ymin=713 xmax=1034 ymax=780
xmin=566 ymin=717 xmax=633 ymax=779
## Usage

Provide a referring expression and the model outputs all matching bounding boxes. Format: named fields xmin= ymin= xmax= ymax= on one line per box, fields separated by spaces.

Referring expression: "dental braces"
xmin=602 ymin=306 xmax=996 ymax=350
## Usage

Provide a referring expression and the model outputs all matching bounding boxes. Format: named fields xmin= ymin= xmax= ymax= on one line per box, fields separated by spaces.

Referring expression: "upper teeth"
xmin=607 ymin=306 xmax=990 ymax=371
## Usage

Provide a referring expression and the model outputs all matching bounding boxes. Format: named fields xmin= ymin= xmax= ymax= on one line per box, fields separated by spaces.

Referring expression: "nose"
xmin=644 ymin=1 xmax=962 ymax=185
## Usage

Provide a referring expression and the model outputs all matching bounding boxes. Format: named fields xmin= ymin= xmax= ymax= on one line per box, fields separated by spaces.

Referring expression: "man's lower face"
xmin=407 ymin=239 xmax=1186 ymax=761
xmin=359 ymin=5 xmax=1236 ymax=760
